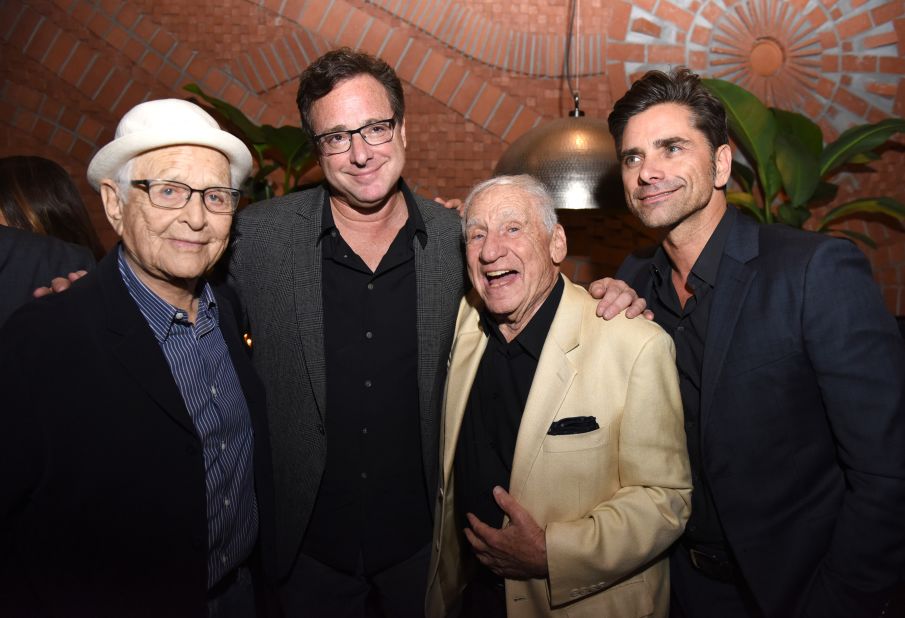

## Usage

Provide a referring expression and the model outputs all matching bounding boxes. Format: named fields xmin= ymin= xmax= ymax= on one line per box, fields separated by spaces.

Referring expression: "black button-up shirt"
xmin=455 ymin=276 xmax=564 ymax=582
xmin=302 ymin=183 xmax=433 ymax=574
xmin=648 ymin=206 xmax=735 ymax=548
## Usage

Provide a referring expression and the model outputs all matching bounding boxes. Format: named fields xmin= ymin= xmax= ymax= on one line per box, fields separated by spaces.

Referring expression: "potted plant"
xmin=702 ymin=79 xmax=905 ymax=247
xmin=184 ymin=84 xmax=317 ymax=202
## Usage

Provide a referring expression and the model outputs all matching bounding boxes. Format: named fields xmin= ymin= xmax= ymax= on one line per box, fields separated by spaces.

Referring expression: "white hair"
xmin=461 ymin=174 xmax=558 ymax=238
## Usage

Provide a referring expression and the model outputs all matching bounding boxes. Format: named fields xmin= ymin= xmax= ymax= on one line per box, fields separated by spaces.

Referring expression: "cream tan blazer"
xmin=426 ymin=276 xmax=692 ymax=618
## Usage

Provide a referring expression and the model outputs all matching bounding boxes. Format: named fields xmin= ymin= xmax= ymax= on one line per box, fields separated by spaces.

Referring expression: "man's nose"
xmin=348 ymin=133 xmax=373 ymax=165
xmin=639 ymin=157 xmax=663 ymax=184
xmin=182 ymin=191 xmax=207 ymax=228
xmin=480 ymin=232 xmax=505 ymax=262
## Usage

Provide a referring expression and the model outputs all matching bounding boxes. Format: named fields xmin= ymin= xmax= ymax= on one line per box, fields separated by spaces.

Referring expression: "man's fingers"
xmin=50 ymin=277 xmax=74 ymax=293
xmin=67 ymin=270 xmax=88 ymax=282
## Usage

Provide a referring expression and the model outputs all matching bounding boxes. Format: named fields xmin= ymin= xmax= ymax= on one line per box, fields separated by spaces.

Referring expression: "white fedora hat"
xmin=87 ymin=98 xmax=253 ymax=191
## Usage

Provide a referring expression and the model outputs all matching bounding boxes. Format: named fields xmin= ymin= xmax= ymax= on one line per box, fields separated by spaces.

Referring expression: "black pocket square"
xmin=547 ymin=416 xmax=599 ymax=436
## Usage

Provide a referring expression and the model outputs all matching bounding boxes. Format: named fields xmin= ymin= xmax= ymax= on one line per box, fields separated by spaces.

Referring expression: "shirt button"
xmin=224 ymin=498 xmax=230 ymax=507
xmin=362 ymin=427 xmax=368 ymax=434
xmin=211 ymin=385 xmax=218 ymax=397
xmin=365 ymin=331 xmax=373 ymax=339
xmin=175 ymin=312 xmax=185 ymax=320
xmin=364 ymin=380 xmax=372 ymax=388
xmin=221 ymin=555 xmax=228 ymax=564
xmin=676 ymin=326 xmax=685 ymax=333
xmin=367 ymin=282 xmax=374 ymax=290
xmin=221 ymin=441 xmax=226 ymax=451
xmin=361 ymin=472 xmax=367 ymax=479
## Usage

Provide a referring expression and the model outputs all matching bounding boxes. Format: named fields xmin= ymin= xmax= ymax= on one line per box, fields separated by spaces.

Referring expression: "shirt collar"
xmin=318 ymin=178 xmax=428 ymax=248
xmin=480 ymin=275 xmax=565 ymax=358
xmin=117 ymin=245 xmax=218 ymax=343
xmin=649 ymin=205 xmax=736 ymax=287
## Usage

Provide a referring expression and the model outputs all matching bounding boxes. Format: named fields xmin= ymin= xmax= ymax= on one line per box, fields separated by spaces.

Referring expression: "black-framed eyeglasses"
xmin=130 ymin=180 xmax=240 ymax=214
xmin=313 ymin=118 xmax=397 ymax=155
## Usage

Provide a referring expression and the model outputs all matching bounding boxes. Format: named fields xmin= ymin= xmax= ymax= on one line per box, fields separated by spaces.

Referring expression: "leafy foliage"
xmin=184 ymin=84 xmax=317 ymax=202
xmin=702 ymin=79 xmax=905 ymax=247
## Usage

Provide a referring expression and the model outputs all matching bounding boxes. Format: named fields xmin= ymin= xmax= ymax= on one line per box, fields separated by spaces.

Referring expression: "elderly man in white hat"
xmin=0 ymin=99 xmax=272 ymax=618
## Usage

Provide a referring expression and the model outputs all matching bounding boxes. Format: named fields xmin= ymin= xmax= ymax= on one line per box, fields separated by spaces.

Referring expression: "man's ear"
xmin=550 ymin=224 xmax=568 ymax=264
xmin=714 ymin=143 xmax=732 ymax=188
xmin=100 ymin=180 xmax=125 ymax=236
xmin=398 ymin=118 xmax=407 ymax=149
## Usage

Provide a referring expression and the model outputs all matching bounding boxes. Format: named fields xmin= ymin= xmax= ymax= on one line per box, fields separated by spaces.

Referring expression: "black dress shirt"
xmin=648 ymin=206 xmax=735 ymax=549
xmin=455 ymin=276 xmax=564 ymax=583
xmin=303 ymin=183 xmax=433 ymax=575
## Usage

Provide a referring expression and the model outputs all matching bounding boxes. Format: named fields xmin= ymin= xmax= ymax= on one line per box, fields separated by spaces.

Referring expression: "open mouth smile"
xmin=485 ymin=269 xmax=518 ymax=285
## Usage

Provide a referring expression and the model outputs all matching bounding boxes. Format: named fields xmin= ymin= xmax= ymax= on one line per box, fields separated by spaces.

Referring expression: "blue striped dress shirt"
xmin=118 ymin=248 xmax=257 ymax=588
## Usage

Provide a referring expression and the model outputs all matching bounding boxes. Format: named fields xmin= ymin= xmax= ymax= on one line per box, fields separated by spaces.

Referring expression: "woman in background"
xmin=0 ymin=155 xmax=105 ymax=259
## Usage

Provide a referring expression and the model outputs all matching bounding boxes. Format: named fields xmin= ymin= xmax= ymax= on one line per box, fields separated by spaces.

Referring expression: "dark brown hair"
xmin=0 ymin=156 xmax=105 ymax=259
xmin=608 ymin=67 xmax=729 ymax=154
xmin=296 ymin=47 xmax=405 ymax=138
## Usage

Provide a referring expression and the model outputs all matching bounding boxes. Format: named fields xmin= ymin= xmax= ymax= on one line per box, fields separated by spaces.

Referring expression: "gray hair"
xmin=113 ymin=159 xmax=134 ymax=202
xmin=461 ymin=174 xmax=558 ymax=238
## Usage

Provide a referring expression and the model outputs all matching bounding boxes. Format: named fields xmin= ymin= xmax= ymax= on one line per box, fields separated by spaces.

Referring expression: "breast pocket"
xmin=542 ymin=425 xmax=608 ymax=453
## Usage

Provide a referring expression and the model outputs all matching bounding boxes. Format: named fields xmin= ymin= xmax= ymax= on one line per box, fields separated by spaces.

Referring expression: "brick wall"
xmin=2 ymin=0 xmax=904 ymax=313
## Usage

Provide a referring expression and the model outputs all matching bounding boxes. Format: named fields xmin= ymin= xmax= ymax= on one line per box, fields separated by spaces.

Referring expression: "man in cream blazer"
xmin=426 ymin=175 xmax=692 ymax=618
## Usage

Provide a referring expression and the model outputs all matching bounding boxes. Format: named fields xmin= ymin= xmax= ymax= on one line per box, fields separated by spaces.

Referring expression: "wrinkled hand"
xmin=32 ymin=270 xmax=87 ymax=298
xmin=588 ymin=277 xmax=652 ymax=320
xmin=434 ymin=196 xmax=464 ymax=215
xmin=464 ymin=486 xmax=547 ymax=580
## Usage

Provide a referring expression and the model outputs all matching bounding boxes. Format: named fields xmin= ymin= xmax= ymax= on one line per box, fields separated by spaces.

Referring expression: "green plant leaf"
xmin=847 ymin=151 xmax=880 ymax=164
xmin=773 ymin=108 xmax=823 ymax=159
xmin=184 ymin=83 xmax=265 ymax=143
xmin=775 ymin=131 xmax=820 ymax=208
xmin=820 ymin=117 xmax=905 ymax=177
xmin=727 ymin=191 xmax=764 ymax=222
xmin=777 ymin=202 xmax=812 ymax=228
xmin=703 ymin=79 xmax=781 ymax=207
xmin=823 ymin=228 xmax=877 ymax=249
xmin=817 ymin=197 xmax=905 ymax=229
xmin=261 ymin=124 xmax=312 ymax=162
xmin=730 ymin=160 xmax=755 ymax=193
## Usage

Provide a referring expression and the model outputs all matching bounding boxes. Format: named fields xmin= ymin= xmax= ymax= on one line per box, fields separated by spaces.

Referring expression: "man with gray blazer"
xmin=228 ymin=49 xmax=465 ymax=617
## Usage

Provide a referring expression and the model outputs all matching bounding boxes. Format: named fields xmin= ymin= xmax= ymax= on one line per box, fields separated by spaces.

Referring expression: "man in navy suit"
xmin=610 ymin=68 xmax=905 ymax=618
xmin=0 ymin=99 xmax=272 ymax=617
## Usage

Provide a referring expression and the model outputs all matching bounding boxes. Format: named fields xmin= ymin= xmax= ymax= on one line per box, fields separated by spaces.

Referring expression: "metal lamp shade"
xmin=493 ymin=116 xmax=625 ymax=210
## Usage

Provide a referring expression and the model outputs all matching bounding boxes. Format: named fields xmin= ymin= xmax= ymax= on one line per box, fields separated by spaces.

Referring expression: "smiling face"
xmin=465 ymin=184 xmax=567 ymax=340
xmin=309 ymin=74 xmax=407 ymax=211
xmin=100 ymin=145 xmax=233 ymax=302
xmin=619 ymin=102 xmax=731 ymax=232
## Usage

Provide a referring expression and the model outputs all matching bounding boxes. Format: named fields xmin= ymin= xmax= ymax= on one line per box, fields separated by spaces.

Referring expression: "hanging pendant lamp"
xmin=493 ymin=0 xmax=624 ymax=210
xmin=493 ymin=101 xmax=623 ymax=210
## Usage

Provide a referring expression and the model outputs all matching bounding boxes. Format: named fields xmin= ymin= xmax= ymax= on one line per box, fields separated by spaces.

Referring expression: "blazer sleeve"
xmin=545 ymin=327 xmax=692 ymax=606
xmin=798 ymin=239 xmax=905 ymax=618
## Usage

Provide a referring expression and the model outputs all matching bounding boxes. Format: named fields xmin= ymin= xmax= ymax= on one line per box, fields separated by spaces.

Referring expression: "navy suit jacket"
xmin=617 ymin=209 xmax=905 ymax=618
xmin=0 ymin=250 xmax=273 ymax=617
xmin=0 ymin=224 xmax=95 ymax=327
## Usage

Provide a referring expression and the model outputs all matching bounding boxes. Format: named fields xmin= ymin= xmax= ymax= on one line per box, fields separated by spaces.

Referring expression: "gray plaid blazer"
xmin=229 ymin=183 xmax=466 ymax=578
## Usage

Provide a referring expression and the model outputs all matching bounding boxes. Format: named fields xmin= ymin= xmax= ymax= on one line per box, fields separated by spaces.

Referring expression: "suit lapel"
xmin=509 ymin=277 xmax=580 ymax=501
xmin=442 ymin=295 xmax=487 ymax=484
xmin=700 ymin=212 xmax=759 ymax=428
xmin=98 ymin=251 xmax=196 ymax=436
xmin=291 ymin=189 xmax=328 ymax=424
xmin=415 ymin=199 xmax=442 ymax=431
